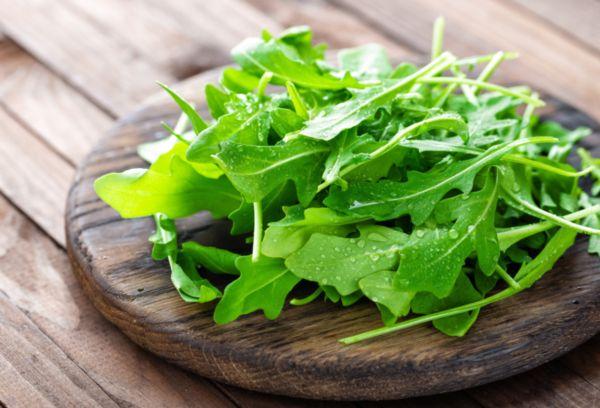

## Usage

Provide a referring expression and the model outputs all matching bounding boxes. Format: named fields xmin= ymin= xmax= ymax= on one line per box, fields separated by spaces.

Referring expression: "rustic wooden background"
xmin=0 ymin=0 xmax=598 ymax=406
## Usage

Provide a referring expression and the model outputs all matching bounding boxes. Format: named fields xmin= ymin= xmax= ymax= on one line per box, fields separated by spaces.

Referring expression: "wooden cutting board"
xmin=66 ymin=75 xmax=600 ymax=400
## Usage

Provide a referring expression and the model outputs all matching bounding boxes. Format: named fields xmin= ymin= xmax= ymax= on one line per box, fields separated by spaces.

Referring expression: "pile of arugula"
xmin=95 ymin=19 xmax=600 ymax=344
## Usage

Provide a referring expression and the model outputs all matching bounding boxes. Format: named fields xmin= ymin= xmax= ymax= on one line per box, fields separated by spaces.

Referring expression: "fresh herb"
xmin=94 ymin=19 xmax=599 ymax=343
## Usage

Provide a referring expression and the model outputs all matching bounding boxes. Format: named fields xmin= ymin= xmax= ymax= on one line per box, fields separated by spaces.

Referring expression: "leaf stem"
xmin=339 ymin=287 xmax=516 ymax=344
xmin=290 ymin=287 xmax=323 ymax=306
xmin=502 ymin=188 xmax=600 ymax=235
xmin=454 ymin=52 xmax=518 ymax=67
xmin=417 ymin=77 xmax=544 ymax=106
xmin=431 ymin=16 xmax=445 ymax=60
xmin=286 ymin=81 xmax=308 ymax=119
xmin=497 ymin=204 xmax=600 ymax=250
xmin=494 ymin=264 xmax=521 ymax=290
xmin=257 ymin=71 xmax=273 ymax=99
xmin=252 ymin=201 xmax=263 ymax=262
xmin=474 ymin=51 xmax=505 ymax=93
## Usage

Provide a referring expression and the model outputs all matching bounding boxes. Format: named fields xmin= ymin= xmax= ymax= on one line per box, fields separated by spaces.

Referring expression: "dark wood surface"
xmin=65 ymin=80 xmax=600 ymax=400
xmin=1 ymin=0 xmax=600 ymax=406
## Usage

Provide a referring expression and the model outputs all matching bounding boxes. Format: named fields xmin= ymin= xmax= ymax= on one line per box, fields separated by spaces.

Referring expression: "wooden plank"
xmin=0 ymin=292 xmax=117 ymax=407
xmin=561 ymin=336 xmax=600 ymax=389
xmin=0 ymin=39 xmax=111 ymax=164
xmin=470 ymin=362 xmax=600 ymax=407
xmin=65 ymin=0 xmax=279 ymax=80
xmin=330 ymin=0 xmax=600 ymax=120
xmin=508 ymin=0 xmax=600 ymax=55
xmin=0 ymin=108 xmax=72 ymax=245
xmin=244 ymin=0 xmax=414 ymax=61
xmin=0 ymin=194 xmax=236 ymax=408
xmin=63 ymin=0 xmax=229 ymax=79
xmin=0 ymin=0 xmax=171 ymax=116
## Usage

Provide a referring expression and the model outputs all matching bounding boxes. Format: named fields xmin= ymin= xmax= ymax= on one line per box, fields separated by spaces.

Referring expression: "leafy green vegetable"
xmin=95 ymin=21 xmax=599 ymax=343
xmin=213 ymin=256 xmax=300 ymax=324
xmin=94 ymin=155 xmax=240 ymax=219
xmin=213 ymin=137 xmax=329 ymax=205
xmin=411 ymin=271 xmax=482 ymax=336
xmin=394 ymin=172 xmax=500 ymax=298
xmin=286 ymin=225 xmax=407 ymax=295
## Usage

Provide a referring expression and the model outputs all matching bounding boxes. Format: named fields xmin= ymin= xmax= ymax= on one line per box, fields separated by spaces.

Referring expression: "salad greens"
xmin=95 ymin=20 xmax=600 ymax=343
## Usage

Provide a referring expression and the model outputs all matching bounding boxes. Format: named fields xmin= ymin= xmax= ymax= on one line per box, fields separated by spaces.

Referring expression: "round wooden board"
xmin=66 ymin=75 xmax=600 ymax=400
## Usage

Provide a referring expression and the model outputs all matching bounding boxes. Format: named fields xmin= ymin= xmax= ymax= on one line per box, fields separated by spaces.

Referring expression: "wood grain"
xmin=0 ymin=0 xmax=169 ymax=116
xmin=0 ymin=39 xmax=111 ymax=164
xmin=0 ymin=193 xmax=236 ymax=407
xmin=508 ymin=0 xmax=600 ymax=55
xmin=66 ymin=90 xmax=600 ymax=400
xmin=0 ymin=108 xmax=73 ymax=245
xmin=0 ymin=287 xmax=117 ymax=407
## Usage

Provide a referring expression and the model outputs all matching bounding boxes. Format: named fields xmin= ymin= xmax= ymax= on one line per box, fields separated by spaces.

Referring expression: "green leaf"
xmin=232 ymin=36 xmax=360 ymax=90
xmin=220 ymin=67 xmax=260 ymax=93
xmin=262 ymin=206 xmax=360 ymax=258
xmin=270 ymin=107 xmax=305 ymax=137
xmin=358 ymin=270 xmax=414 ymax=318
xmin=213 ymin=256 xmax=300 ymax=324
xmin=171 ymin=251 xmax=222 ymax=303
xmin=94 ymin=156 xmax=240 ymax=219
xmin=322 ymin=129 xmax=371 ymax=187
xmin=187 ymin=105 xmax=271 ymax=162
xmin=286 ymin=225 xmax=408 ymax=295
xmin=158 ymin=82 xmax=207 ymax=134
xmin=152 ymin=140 xmax=223 ymax=178
xmin=149 ymin=214 xmax=177 ymax=260
xmin=277 ymin=25 xmax=325 ymax=64
xmin=213 ymin=137 xmax=329 ymax=205
xmin=228 ymin=181 xmax=297 ymax=235
xmin=205 ymin=84 xmax=230 ymax=118
xmin=411 ymin=271 xmax=482 ymax=336
xmin=394 ymin=173 xmax=499 ymax=298
xmin=181 ymin=242 xmax=240 ymax=275
xmin=325 ymin=139 xmax=535 ymax=224
xmin=338 ymin=44 xmax=392 ymax=79
xmin=299 ymin=54 xmax=455 ymax=141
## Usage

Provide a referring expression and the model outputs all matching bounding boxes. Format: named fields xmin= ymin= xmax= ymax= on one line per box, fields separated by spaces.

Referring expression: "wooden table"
xmin=0 ymin=1 xmax=598 ymax=406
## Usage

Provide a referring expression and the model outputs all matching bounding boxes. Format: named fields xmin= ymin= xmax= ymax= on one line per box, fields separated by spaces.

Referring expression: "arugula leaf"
xmin=149 ymin=214 xmax=177 ymax=260
xmin=181 ymin=242 xmax=240 ymax=275
xmin=359 ymin=270 xmax=414 ymax=320
xmin=220 ymin=67 xmax=260 ymax=93
xmin=158 ymin=82 xmax=207 ymax=134
xmin=338 ymin=44 xmax=392 ymax=80
xmin=232 ymin=36 xmax=361 ymax=90
xmin=286 ymin=225 xmax=408 ymax=295
xmin=213 ymin=256 xmax=300 ymax=324
xmin=270 ymin=107 xmax=305 ymax=137
xmin=299 ymin=52 xmax=455 ymax=141
xmin=95 ymin=156 xmax=240 ymax=219
xmin=262 ymin=206 xmax=361 ymax=258
xmin=205 ymin=84 xmax=230 ymax=118
xmin=411 ymin=271 xmax=482 ymax=336
xmin=322 ymin=129 xmax=371 ymax=187
xmin=172 ymin=252 xmax=222 ymax=303
xmin=228 ymin=181 xmax=297 ymax=235
xmin=394 ymin=173 xmax=499 ymax=298
xmin=151 ymin=214 xmax=221 ymax=303
xmin=213 ymin=137 xmax=329 ymax=205
xmin=325 ymin=138 xmax=547 ymax=224
xmin=187 ymin=103 xmax=271 ymax=162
